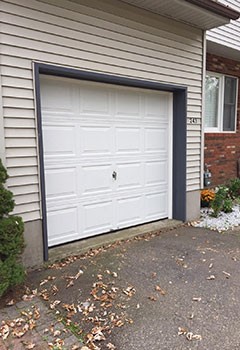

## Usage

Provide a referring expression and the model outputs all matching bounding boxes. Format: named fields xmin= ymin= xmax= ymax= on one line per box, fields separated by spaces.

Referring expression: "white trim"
xmin=0 ymin=66 xmax=5 ymax=165
xmin=201 ymin=31 xmax=206 ymax=189
xmin=168 ymin=93 xmax=173 ymax=219
xmin=234 ymin=77 xmax=239 ymax=132
xmin=218 ymin=74 xmax=224 ymax=131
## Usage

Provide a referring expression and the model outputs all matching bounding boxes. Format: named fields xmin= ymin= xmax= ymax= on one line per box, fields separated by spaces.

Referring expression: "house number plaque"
xmin=189 ymin=117 xmax=198 ymax=124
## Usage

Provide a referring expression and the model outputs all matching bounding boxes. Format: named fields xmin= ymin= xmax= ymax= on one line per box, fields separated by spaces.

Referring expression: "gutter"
xmin=185 ymin=0 xmax=240 ymax=20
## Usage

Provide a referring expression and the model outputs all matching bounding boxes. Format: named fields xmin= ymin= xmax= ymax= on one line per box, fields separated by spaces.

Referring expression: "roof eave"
xmin=185 ymin=0 xmax=240 ymax=21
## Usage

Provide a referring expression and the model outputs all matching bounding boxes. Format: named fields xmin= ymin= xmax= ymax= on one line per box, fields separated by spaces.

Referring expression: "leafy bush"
xmin=210 ymin=185 xmax=234 ymax=217
xmin=0 ymin=159 xmax=25 ymax=297
xmin=222 ymin=198 xmax=234 ymax=213
xmin=228 ymin=178 xmax=240 ymax=199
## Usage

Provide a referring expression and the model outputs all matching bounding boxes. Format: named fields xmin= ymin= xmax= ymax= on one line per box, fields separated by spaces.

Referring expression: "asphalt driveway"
xmin=1 ymin=225 xmax=240 ymax=350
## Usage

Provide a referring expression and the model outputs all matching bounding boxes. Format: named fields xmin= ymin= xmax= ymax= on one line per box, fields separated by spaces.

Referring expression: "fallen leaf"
xmin=222 ymin=271 xmax=231 ymax=278
xmin=53 ymin=330 xmax=61 ymax=336
xmin=186 ymin=332 xmax=202 ymax=341
xmin=22 ymin=294 xmax=35 ymax=301
xmin=23 ymin=342 xmax=36 ymax=349
xmin=6 ymin=299 xmax=15 ymax=306
xmin=67 ymin=280 xmax=74 ymax=288
xmin=178 ymin=327 xmax=188 ymax=335
xmin=72 ymin=346 xmax=80 ymax=350
xmin=155 ymin=285 xmax=166 ymax=295
xmin=49 ymin=300 xmax=61 ymax=310
xmin=0 ymin=324 xmax=10 ymax=340
xmin=207 ymin=275 xmax=215 ymax=280
xmin=122 ymin=286 xmax=136 ymax=297
xmin=192 ymin=297 xmax=201 ymax=302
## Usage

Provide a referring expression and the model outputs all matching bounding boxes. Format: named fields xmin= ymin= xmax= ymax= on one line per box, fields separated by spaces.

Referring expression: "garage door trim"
xmin=34 ymin=63 xmax=187 ymax=261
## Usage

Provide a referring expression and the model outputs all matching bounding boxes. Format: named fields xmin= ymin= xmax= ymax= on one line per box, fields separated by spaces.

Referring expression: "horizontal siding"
xmin=0 ymin=0 xmax=203 ymax=221
xmin=207 ymin=0 xmax=240 ymax=52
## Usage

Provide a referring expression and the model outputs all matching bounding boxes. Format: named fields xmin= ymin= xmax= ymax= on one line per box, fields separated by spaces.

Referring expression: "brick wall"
xmin=204 ymin=53 xmax=240 ymax=186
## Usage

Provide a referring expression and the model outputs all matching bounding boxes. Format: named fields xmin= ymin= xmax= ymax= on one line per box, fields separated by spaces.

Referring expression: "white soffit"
xmin=207 ymin=40 xmax=240 ymax=61
xmin=120 ymin=0 xmax=233 ymax=29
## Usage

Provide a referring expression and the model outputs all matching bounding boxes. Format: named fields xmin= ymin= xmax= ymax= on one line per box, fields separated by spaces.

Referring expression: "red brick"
xmin=205 ymin=53 xmax=240 ymax=185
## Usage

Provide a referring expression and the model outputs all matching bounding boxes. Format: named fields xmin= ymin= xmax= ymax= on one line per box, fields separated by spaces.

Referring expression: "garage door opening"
xmin=40 ymin=75 xmax=172 ymax=247
xmin=34 ymin=63 xmax=187 ymax=260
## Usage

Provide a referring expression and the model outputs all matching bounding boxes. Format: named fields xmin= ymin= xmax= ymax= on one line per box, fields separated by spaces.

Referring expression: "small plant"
xmin=228 ymin=178 xmax=240 ymax=199
xmin=222 ymin=198 xmax=233 ymax=213
xmin=210 ymin=186 xmax=233 ymax=217
xmin=201 ymin=189 xmax=215 ymax=207
xmin=0 ymin=159 xmax=25 ymax=297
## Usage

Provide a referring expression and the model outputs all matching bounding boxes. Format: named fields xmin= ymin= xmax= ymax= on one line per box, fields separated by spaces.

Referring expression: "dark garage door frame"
xmin=34 ymin=62 xmax=187 ymax=261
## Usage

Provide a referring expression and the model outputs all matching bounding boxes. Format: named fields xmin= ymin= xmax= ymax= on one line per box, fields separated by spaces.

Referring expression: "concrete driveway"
xmin=1 ymin=225 xmax=240 ymax=350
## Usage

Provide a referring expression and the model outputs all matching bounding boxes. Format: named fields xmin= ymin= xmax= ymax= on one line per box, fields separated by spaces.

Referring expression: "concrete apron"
xmin=49 ymin=219 xmax=183 ymax=264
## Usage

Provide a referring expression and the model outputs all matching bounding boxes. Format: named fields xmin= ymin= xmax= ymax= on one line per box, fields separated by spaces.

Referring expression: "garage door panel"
xmin=41 ymin=79 xmax=75 ymax=113
xmin=80 ymin=87 xmax=111 ymax=117
xmin=145 ymin=93 xmax=170 ymax=120
xmin=80 ymin=126 xmax=113 ymax=155
xmin=48 ymin=207 xmax=79 ymax=246
xmin=115 ymin=127 xmax=142 ymax=154
xmin=80 ymin=164 xmax=113 ymax=195
xmin=41 ymin=77 xmax=172 ymax=246
xmin=81 ymin=200 xmax=114 ymax=235
xmin=145 ymin=161 xmax=168 ymax=186
xmin=43 ymin=125 xmax=77 ymax=157
xmin=115 ymin=91 xmax=141 ymax=118
xmin=145 ymin=127 xmax=168 ymax=153
xmin=145 ymin=192 xmax=168 ymax=220
xmin=117 ymin=196 xmax=143 ymax=227
xmin=115 ymin=162 xmax=143 ymax=191
xmin=45 ymin=167 xmax=77 ymax=199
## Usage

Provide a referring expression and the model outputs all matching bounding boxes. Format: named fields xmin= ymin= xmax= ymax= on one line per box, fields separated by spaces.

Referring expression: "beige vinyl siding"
xmin=0 ymin=0 xmax=203 ymax=222
xmin=207 ymin=0 xmax=240 ymax=51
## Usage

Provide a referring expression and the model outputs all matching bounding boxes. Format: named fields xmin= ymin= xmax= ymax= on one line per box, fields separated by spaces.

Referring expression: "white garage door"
xmin=40 ymin=76 xmax=172 ymax=247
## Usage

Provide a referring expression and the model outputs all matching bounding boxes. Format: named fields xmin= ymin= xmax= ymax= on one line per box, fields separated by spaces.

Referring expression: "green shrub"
xmin=222 ymin=198 xmax=233 ymax=213
xmin=0 ymin=184 xmax=15 ymax=218
xmin=0 ymin=159 xmax=25 ymax=297
xmin=228 ymin=178 xmax=240 ymax=199
xmin=0 ymin=216 xmax=25 ymax=258
xmin=0 ymin=257 xmax=25 ymax=297
xmin=210 ymin=186 xmax=229 ymax=217
xmin=0 ymin=160 xmax=8 ymax=183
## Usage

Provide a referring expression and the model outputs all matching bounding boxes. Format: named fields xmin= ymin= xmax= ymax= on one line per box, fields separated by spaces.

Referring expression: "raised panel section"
xmin=145 ymin=192 xmax=168 ymax=220
xmin=47 ymin=207 xmax=79 ymax=246
xmin=82 ymin=201 xmax=113 ymax=234
xmin=80 ymin=126 xmax=112 ymax=155
xmin=40 ymin=78 xmax=73 ymax=112
xmin=43 ymin=125 xmax=76 ymax=157
xmin=80 ymin=87 xmax=111 ymax=116
xmin=115 ymin=162 xmax=143 ymax=190
xmin=115 ymin=127 xmax=141 ymax=153
xmin=145 ymin=161 xmax=168 ymax=186
xmin=145 ymin=127 xmax=168 ymax=153
xmin=115 ymin=91 xmax=141 ymax=118
xmin=145 ymin=93 xmax=169 ymax=120
xmin=80 ymin=164 xmax=112 ymax=195
xmin=117 ymin=196 xmax=143 ymax=227
xmin=45 ymin=167 xmax=77 ymax=199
